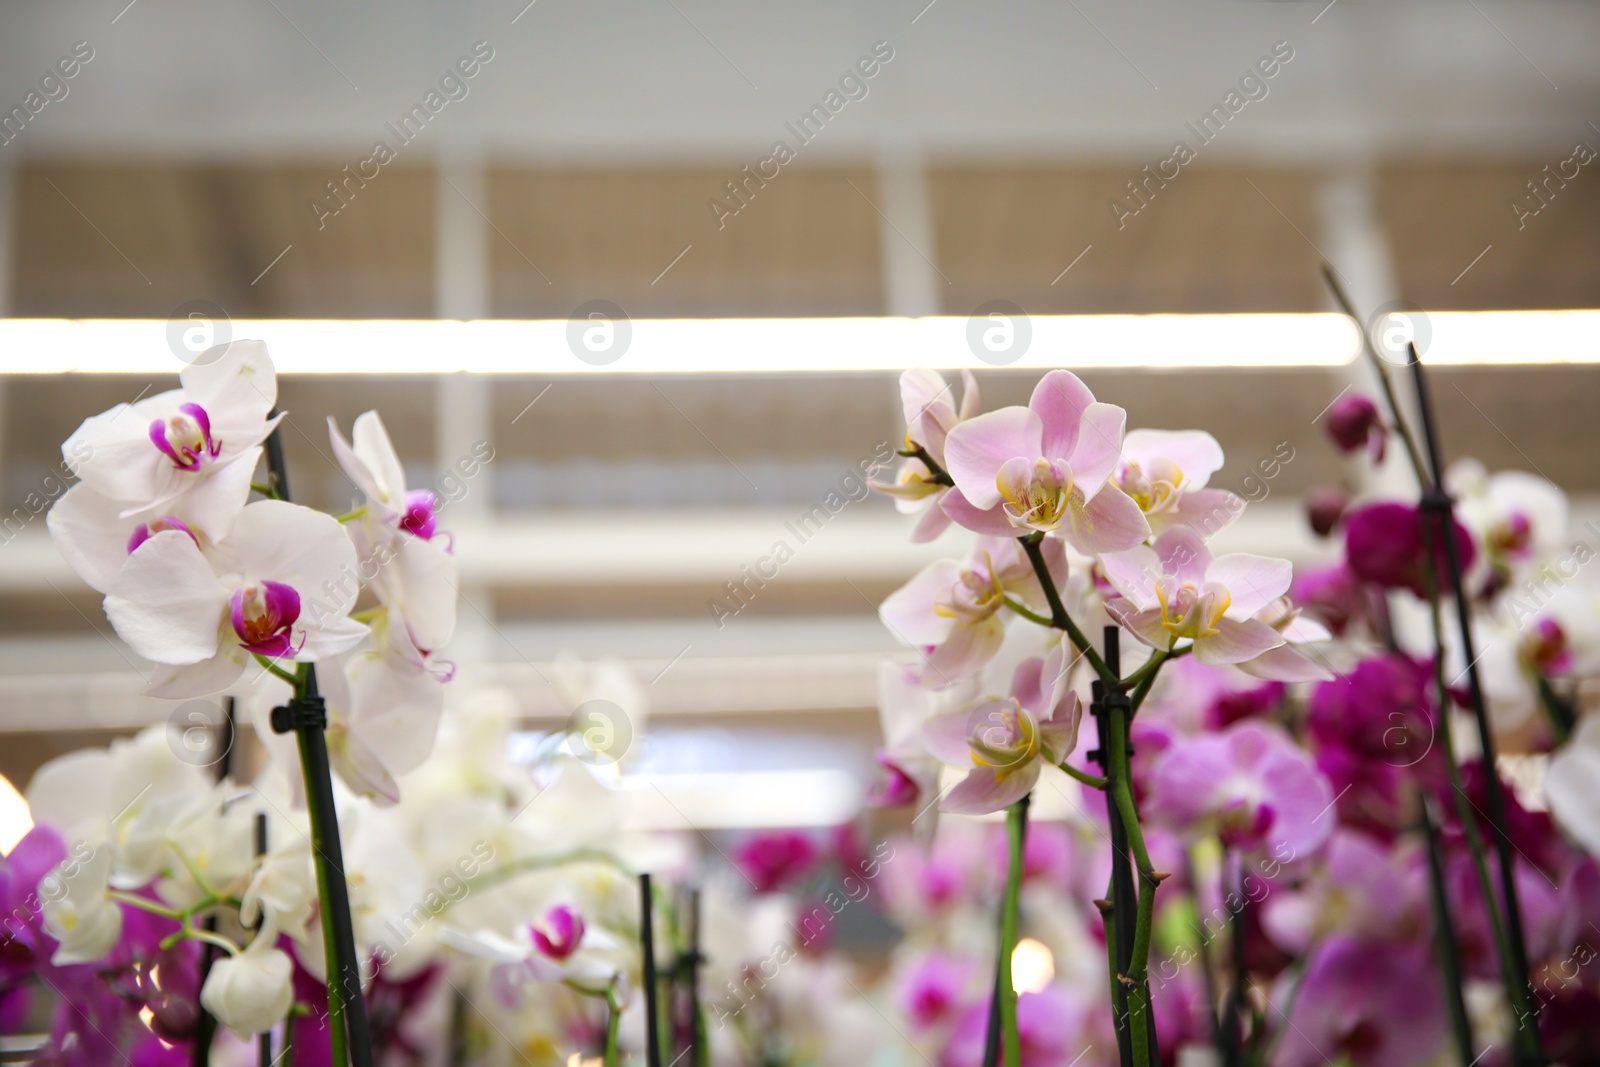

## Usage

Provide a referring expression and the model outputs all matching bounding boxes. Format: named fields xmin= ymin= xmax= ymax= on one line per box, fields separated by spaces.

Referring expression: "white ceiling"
xmin=1 ymin=0 xmax=1595 ymax=163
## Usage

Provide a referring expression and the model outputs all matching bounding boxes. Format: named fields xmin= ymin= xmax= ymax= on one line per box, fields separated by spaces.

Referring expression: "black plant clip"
xmin=270 ymin=694 xmax=328 ymax=734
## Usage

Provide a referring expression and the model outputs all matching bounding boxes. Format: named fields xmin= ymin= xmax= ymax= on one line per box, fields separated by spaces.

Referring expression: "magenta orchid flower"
xmin=940 ymin=370 xmax=1149 ymax=553
xmin=1343 ymin=500 xmax=1476 ymax=599
xmin=1325 ymin=393 xmax=1388 ymax=462
xmin=103 ymin=500 xmax=368 ymax=697
xmin=873 ymin=368 xmax=981 ymax=543
xmin=879 ymin=536 xmax=1067 ymax=687
xmin=1146 ymin=720 xmax=1334 ymax=857
xmin=329 ymin=412 xmax=458 ymax=656
xmin=1113 ymin=428 xmax=1244 ymax=537
xmin=1100 ymin=526 xmax=1293 ymax=666
xmin=923 ymin=650 xmax=1083 ymax=815
xmin=60 ymin=341 xmax=280 ymax=540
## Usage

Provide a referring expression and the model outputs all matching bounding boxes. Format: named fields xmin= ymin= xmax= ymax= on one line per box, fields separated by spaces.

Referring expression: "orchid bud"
xmin=1325 ymin=395 xmax=1387 ymax=461
xmin=1305 ymin=485 xmax=1349 ymax=538
xmin=200 ymin=940 xmax=294 ymax=1037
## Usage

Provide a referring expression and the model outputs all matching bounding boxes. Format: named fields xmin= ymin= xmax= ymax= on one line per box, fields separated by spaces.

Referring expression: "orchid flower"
xmin=1544 ymin=716 xmax=1600 ymax=858
xmin=872 ymin=368 xmax=980 ymax=542
xmin=922 ymin=650 xmax=1083 ymax=815
xmin=1447 ymin=460 xmax=1569 ymax=580
xmin=1113 ymin=428 xmax=1244 ymax=537
xmin=1145 ymin=720 xmax=1335 ymax=857
xmin=940 ymin=370 xmax=1150 ymax=553
xmin=441 ymin=908 xmax=632 ymax=1002
xmin=879 ymin=536 xmax=1068 ymax=687
xmin=1100 ymin=526 xmax=1294 ymax=666
xmin=103 ymin=499 xmax=368 ymax=697
xmin=60 ymin=341 xmax=280 ymax=540
xmin=329 ymin=411 xmax=458 ymax=656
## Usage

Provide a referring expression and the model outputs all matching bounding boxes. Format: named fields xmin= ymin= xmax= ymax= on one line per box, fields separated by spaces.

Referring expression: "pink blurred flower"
xmin=941 ymin=984 xmax=1087 ymax=1067
xmin=735 ymin=831 xmax=819 ymax=894
xmin=1277 ymin=937 xmax=1446 ymax=1067
xmin=1343 ymin=501 xmax=1476 ymax=599
xmin=1147 ymin=721 xmax=1334 ymax=857
xmin=895 ymin=951 xmax=979 ymax=1032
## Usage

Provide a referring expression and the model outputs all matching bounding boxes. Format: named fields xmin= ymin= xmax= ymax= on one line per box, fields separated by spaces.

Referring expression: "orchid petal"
xmin=1210 ymin=554 xmax=1294 ymax=619
xmin=880 ymin=561 xmax=963 ymax=647
xmin=345 ymin=653 xmax=445 ymax=778
xmin=910 ymin=498 xmax=955 ymax=543
xmin=944 ymin=407 xmax=1042 ymax=510
xmin=1099 ymin=546 xmax=1163 ymax=609
xmin=1153 ymin=525 xmax=1212 ymax=585
xmin=1238 ymin=643 xmax=1336 ymax=683
xmin=180 ymin=340 xmax=277 ymax=434
xmin=48 ymin=484 xmax=138 ymax=594
xmin=1028 ymin=371 xmax=1095 ymax=462
xmin=144 ymin=650 xmax=250 ymax=699
xmin=943 ymin=763 xmax=1040 ymax=816
xmin=226 ymin=500 xmax=362 ymax=619
xmin=922 ymin=615 xmax=1006 ymax=687
xmin=351 ymin=411 xmax=409 ymax=510
xmin=1195 ymin=617 xmax=1284 ymax=665
xmin=1124 ymin=429 xmax=1225 ymax=488
xmin=940 ymin=488 xmax=1021 ymax=537
xmin=922 ymin=711 xmax=978 ymax=766
xmin=1062 ymin=483 xmax=1150 ymax=555
xmin=1067 ymin=403 xmax=1128 ymax=498
xmin=1165 ymin=488 xmax=1245 ymax=537
xmin=105 ymin=531 xmax=226 ymax=664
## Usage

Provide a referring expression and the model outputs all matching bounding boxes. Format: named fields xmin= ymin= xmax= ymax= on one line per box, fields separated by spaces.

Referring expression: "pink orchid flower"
xmin=1146 ymin=720 xmax=1335 ymax=857
xmin=923 ymin=651 xmax=1083 ymax=815
xmin=879 ymin=537 xmax=1067 ymax=687
xmin=940 ymin=370 xmax=1150 ymax=553
xmin=1100 ymin=526 xmax=1293 ymax=666
xmin=104 ymin=500 xmax=369 ymax=698
xmin=1235 ymin=595 xmax=1336 ymax=683
xmin=61 ymin=341 xmax=281 ymax=541
xmin=328 ymin=411 xmax=458 ymax=655
xmin=1113 ymin=428 xmax=1244 ymax=537
xmin=873 ymin=368 xmax=981 ymax=543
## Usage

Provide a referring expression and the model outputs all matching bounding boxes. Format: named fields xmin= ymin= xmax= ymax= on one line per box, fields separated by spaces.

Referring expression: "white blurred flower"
xmin=39 ymin=844 xmax=122 ymax=965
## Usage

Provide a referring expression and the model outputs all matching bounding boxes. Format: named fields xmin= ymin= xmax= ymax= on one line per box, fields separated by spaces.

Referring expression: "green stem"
xmin=250 ymin=481 xmax=282 ymax=500
xmin=999 ymin=799 xmax=1028 ymax=1067
xmin=1110 ymin=703 xmax=1158 ymax=1067
xmin=1419 ymin=546 xmax=1540 ymax=1059
xmin=603 ymin=988 xmax=622 ymax=1067
xmin=293 ymin=668 xmax=350 ymax=1067
xmin=1018 ymin=534 xmax=1115 ymax=685
xmin=1058 ymin=762 xmax=1109 ymax=790
xmin=253 ymin=653 xmax=299 ymax=686
xmin=1001 ymin=594 xmax=1055 ymax=629
xmin=105 ymin=892 xmax=185 ymax=921
xmin=1535 ymin=675 xmax=1574 ymax=745
xmin=333 ymin=505 xmax=368 ymax=524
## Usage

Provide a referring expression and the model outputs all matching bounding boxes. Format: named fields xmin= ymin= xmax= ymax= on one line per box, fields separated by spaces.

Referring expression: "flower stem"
xmin=1109 ymin=702 xmax=1158 ymax=1067
xmin=604 ymin=989 xmax=623 ymax=1067
xmin=1001 ymin=594 xmax=1055 ymax=629
xmin=253 ymin=653 xmax=299 ymax=686
xmin=998 ymin=796 xmax=1029 ymax=1067
xmin=1058 ymin=762 xmax=1109 ymax=790
xmin=1018 ymin=534 xmax=1115 ymax=686
xmin=333 ymin=505 xmax=368 ymax=524
xmin=294 ymin=674 xmax=350 ymax=1067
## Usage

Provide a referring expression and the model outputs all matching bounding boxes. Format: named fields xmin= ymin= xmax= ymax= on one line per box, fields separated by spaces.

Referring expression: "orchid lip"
xmin=229 ymin=580 xmax=303 ymax=658
xmin=149 ymin=402 xmax=223 ymax=471
xmin=399 ymin=489 xmax=440 ymax=540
